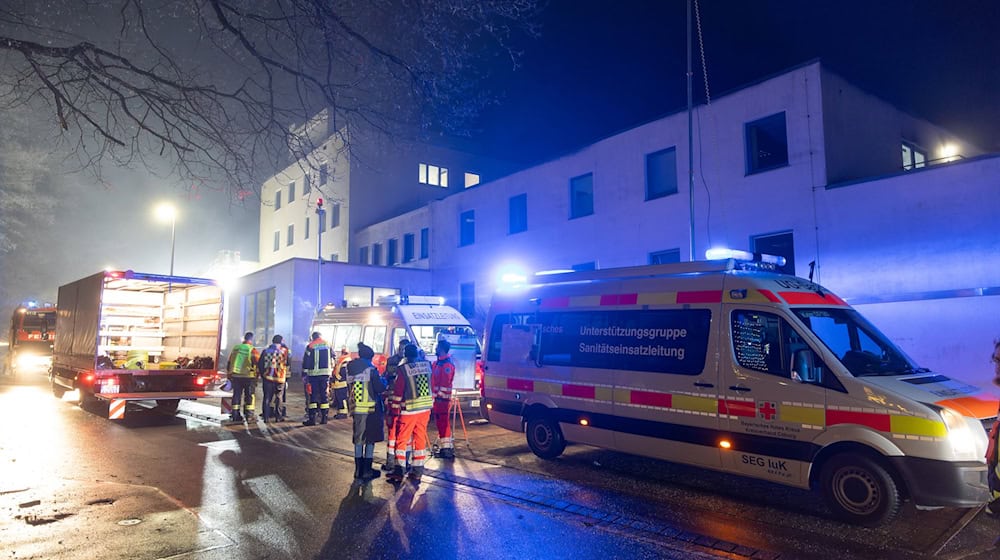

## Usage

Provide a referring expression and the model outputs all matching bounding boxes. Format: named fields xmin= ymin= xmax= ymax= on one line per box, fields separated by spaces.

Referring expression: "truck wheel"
xmin=156 ymin=400 xmax=180 ymax=413
xmin=52 ymin=383 xmax=66 ymax=399
xmin=820 ymin=453 xmax=901 ymax=527
xmin=526 ymin=415 xmax=566 ymax=459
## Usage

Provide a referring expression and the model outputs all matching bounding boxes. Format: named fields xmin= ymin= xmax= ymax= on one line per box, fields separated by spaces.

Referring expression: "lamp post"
xmin=155 ymin=203 xmax=178 ymax=276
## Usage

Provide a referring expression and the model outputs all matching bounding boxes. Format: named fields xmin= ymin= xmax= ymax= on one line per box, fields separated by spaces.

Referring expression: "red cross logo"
xmin=758 ymin=401 xmax=777 ymax=420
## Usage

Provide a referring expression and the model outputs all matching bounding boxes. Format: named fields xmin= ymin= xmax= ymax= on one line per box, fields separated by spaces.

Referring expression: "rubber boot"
xmin=386 ymin=465 xmax=404 ymax=483
xmin=231 ymin=411 xmax=243 ymax=423
xmin=302 ymin=411 xmax=316 ymax=426
xmin=354 ymin=458 xmax=363 ymax=481
xmin=361 ymin=458 xmax=381 ymax=481
xmin=320 ymin=409 xmax=329 ymax=425
xmin=407 ymin=465 xmax=424 ymax=482
xmin=382 ymin=451 xmax=396 ymax=472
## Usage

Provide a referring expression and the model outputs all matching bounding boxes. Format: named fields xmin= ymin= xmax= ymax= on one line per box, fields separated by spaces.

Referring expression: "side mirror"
xmin=791 ymin=348 xmax=818 ymax=383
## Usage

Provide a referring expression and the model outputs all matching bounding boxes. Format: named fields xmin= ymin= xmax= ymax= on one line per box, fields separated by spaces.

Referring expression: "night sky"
xmin=5 ymin=0 xmax=1000 ymax=305
xmin=476 ymin=0 xmax=1000 ymax=163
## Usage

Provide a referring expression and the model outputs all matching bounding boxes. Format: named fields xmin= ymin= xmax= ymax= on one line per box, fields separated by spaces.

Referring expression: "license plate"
xmin=470 ymin=399 xmax=480 ymax=408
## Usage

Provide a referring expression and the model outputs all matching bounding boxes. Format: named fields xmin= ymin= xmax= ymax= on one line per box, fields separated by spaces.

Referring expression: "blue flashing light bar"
xmin=705 ymin=248 xmax=786 ymax=267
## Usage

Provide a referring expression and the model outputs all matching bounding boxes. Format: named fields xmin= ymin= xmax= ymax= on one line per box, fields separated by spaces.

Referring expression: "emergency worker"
xmin=986 ymin=339 xmax=1000 ymax=515
xmin=330 ymin=348 xmax=351 ymax=419
xmin=347 ymin=342 xmax=386 ymax=481
xmin=381 ymin=339 xmax=409 ymax=471
xmin=431 ymin=340 xmax=456 ymax=459
xmin=386 ymin=344 xmax=433 ymax=483
xmin=302 ymin=331 xmax=333 ymax=426
xmin=226 ymin=332 xmax=260 ymax=422
xmin=257 ymin=334 xmax=289 ymax=422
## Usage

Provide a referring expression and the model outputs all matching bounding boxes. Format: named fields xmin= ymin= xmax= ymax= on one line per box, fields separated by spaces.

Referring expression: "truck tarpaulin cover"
xmin=55 ymin=272 xmax=105 ymax=370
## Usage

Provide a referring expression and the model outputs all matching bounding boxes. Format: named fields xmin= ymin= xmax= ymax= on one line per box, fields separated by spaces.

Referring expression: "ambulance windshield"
xmin=792 ymin=308 xmax=924 ymax=377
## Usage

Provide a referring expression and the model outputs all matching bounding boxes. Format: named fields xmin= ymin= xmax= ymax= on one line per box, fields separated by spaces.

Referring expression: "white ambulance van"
xmin=311 ymin=295 xmax=481 ymax=397
xmin=481 ymin=257 xmax=998 ymax=526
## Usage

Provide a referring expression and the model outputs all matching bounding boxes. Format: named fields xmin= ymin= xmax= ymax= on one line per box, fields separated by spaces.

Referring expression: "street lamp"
xmin=154 ymin=202 xmax=178 ymax=276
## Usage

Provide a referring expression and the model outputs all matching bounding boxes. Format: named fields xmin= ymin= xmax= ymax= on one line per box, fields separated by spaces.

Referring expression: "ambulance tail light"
xmin=939 ymin=407 xmax=979 ymax=460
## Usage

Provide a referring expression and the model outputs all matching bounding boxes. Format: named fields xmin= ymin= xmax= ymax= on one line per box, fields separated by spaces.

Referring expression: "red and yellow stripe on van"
xmin=487 ymin=376 xmax=946 ymax=439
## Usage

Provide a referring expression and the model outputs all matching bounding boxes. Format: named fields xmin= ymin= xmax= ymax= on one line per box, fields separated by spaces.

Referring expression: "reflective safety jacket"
xmin=331 ymin=352 xmax=350 ymax=389
xmin=346 ymin=357 xmax=386 ymax=414
xmin=227 ymin=342 xmax=260 ymax=378
xmin=431 ymin=355 xmax=456 ymax=401
xmin=258 ymin=343 xmax=289 ymax=383
xmin=392 ymin=359 xmax=433 ymax=414
xmin=302 ymin=338 xmax=332 ymax=377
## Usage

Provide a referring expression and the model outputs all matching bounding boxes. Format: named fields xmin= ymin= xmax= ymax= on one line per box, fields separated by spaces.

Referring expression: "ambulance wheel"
xmin=52 ymin=383 xmax=66 ymax=399
xmin=156 ymin=399 xmax=180 ymax=413
xmin=526 ymin=415 xmax=566 ymax=459
xmin=820 ymin=453 xmax=901 ymax=527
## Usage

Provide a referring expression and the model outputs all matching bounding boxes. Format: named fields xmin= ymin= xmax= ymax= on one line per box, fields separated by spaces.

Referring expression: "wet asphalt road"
xmin=1 ymin=370 xmax=998 ymax=559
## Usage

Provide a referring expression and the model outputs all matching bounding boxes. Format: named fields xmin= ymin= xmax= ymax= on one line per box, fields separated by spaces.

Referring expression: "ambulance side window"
xmin=732 ymin=311 xmax=785 ymax=376
xmin=487 ymin=313 xmax=535 ymax=362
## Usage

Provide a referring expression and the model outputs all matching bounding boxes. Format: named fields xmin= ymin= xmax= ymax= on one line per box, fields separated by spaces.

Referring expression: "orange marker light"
xmin=579 ymin=418 xmax=590 ymax=426
xmin=719 ymin=440 xmax=732 ymax=449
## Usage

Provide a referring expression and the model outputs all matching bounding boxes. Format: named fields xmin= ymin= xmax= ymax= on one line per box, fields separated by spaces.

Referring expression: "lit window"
xmin=902 ymin=142 xmax=927 ymax=170
xmin=464 ymin=172 xmax=480 ymax=188
xmin=745 ymin=112 xmax=788 ymax=174
xmin=418 ymin=162 xmax=449 ymax=187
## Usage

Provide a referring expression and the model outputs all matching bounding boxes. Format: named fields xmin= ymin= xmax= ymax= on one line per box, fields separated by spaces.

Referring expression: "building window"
xmin=419 ymin=163 xmax=449 ymax=187
xmin=243 ymin=287 xmax=275 ymax=346
xmin=649 ymin=248 xmax=681 ymax=265
xmin=372 ymin=243 xmax=383 ymax=266
xmin=465 ymin=172 xmax=480 ymax=188
xmin=274 ymin=189 xmax=282 ymax=211
xmin=387 ymin=238 xmax=398 ymax=266
xmin=459 ymin=210 xmax=475 ymax=247
xmin=570 ymin=173 xmax=594 ymax=219
xmin=319 ymin=208 xmax=327 ymax=233
xmin=752 ymin=231 xmax=795 ymax=275
xmin=572 ymin=262 xmax=596 ymax=271
xmin=902 ymin=142 xmax=927 ymax=171
xmin=319 ymin=163 xmax=328 ymax=185
xmin=330 ymin=253 xmax=338 ymax=263
xmin=509 ymin=193 xmax=527 ymax=234
xmin=403 ymin=233 xmax=415 ymax=263
xmin=460 ymin=282 xmax=476 ymax=318
xmin=745 ymin=112 xmax=788 ymax=174
xmin=288 ymin=181 xmax=296 ymax=204
xmin=305 ymin=217 xmax=310 ymax=240
xmin=286 ymin=224 xmax=294 ymax=246
xmin=420 ymin=228 xmax=429 ymax=259
xmin=302 ymin=174 xmax=311 ymax=195
xmin=359 ymin=246 xmax=369 ymax=265
xmin=331 ymin=203 xmax=341 ymax=228
xmin=273 ymin=231 xmax=280 ymax=252
xmin=646 ymin=147 xmax=678 ymax=200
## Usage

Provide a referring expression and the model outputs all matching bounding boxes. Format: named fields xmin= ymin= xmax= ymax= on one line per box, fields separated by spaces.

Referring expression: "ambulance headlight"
xmin=939 ymin=407 xmax=978 ymax=460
